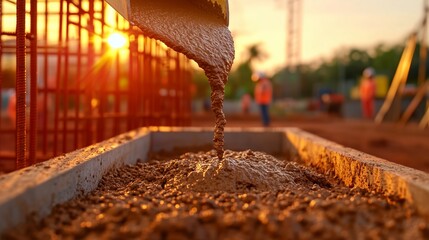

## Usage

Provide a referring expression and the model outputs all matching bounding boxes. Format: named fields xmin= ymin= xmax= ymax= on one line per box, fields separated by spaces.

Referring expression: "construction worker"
xmin=253 ymin=72 xmax=273 ymax=126
xmin=360 ymin=67 xmax=376 ymax=119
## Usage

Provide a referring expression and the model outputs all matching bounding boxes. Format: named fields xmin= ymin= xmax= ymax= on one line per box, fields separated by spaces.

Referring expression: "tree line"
xmin=192 ymin=41 xmax=429 ymax=100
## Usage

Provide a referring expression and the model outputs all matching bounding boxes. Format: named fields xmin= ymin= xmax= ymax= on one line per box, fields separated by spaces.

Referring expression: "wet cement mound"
xmin=2 ymin=150 xmax=428 ymax=240
xmin=168 ymin=150 xmax=308 ymax=192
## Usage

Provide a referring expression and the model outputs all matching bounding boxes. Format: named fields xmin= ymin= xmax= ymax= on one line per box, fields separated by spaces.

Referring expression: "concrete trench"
xmin=0 ymin=127 xmax=429 ymax=233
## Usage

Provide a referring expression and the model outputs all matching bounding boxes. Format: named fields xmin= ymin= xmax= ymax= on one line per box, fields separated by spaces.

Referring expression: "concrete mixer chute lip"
xmin=105 ymin=0 xmax=229 ymax=26
xmin=210 ymin=0 xmax=229 ymax=26
xmin=105 ymin=0 xmax=132 ymax=21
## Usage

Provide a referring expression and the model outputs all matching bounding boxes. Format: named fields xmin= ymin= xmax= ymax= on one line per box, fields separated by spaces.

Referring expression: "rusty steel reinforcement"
xmin=0 ymin=0 xmax=192 ymax=173
xmin=29 ymin=0 xmax=37 ymax=165
xmin=16 ymin=0 xmax=26 ymax=169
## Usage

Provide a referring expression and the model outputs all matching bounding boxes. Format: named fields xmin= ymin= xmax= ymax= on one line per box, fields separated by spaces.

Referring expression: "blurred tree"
xmin=191 ymin=69 xmax=210 ymax=100
xmin=272 ymin=68 xmax=301 ymax=98
xmin=226 ymin=62 xmax=252 ymax=99
xmin=191 ymin=43 xmax=267 ymax=100
xmin=192 ymin=40 xmax=429 ymax=101
xmin=344 ymin=48 xmax=372 ymax=80
xmin=408 ymin=43 xmax=429 ymax=84
xmin=226 ymin=43 xmax=267 ymax=99
xmin=271 ymin=42 xmax=427 ymax=99
xmin=371 ymin=43 xmax=403 ymax=79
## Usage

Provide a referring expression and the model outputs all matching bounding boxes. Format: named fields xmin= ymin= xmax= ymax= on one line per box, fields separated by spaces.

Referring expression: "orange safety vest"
xmin=255 ymin=79 xmax=272 ymax=105
xmin=360 ymin=78 xmax=376 ymax=101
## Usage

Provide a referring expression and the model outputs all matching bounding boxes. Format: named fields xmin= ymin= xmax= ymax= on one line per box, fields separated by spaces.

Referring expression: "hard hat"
xmin=363 ymin=67 xmax=375 ymax=78
xmin=251 ymin=71 xmax=267 ymax=82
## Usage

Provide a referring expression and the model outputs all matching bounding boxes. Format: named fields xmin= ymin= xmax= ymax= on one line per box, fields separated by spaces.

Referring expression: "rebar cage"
xmin=0 ymin=0 xmax=193 ymax=172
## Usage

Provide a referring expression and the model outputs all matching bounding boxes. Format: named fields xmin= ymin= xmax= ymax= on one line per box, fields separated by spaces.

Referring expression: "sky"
xmin=228 ymin=0 xmax=424 ymax=74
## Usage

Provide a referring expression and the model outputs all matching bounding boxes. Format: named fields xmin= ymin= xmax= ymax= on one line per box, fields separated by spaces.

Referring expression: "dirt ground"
xmin=191 ymin=113 xmax=429 ymax=173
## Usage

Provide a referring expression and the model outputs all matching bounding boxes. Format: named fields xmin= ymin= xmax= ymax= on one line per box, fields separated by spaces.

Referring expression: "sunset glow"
xmin=229 ymin=0 xmax=422 ymax=73
xmin=107 ymin=32 xmax=127 ymax=49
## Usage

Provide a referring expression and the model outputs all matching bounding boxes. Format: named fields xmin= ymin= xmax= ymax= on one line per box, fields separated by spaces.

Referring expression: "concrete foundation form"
xmin=0 ymin=127 xmax=428 ymax=233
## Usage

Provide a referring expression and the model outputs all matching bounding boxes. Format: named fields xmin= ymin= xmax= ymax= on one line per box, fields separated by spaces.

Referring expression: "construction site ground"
xmin=191 ymin=112 xmax=429 ymax=173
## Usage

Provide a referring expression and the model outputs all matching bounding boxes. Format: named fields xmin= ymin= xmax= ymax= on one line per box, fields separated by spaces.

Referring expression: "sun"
xmin=107 ymin=32 xmax=127 ymax=49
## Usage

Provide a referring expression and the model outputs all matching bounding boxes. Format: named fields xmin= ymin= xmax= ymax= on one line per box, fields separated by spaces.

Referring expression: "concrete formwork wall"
xmin=1 ymin=127 xmax=429 ymax=233
xmin=151 ymin=127 xmax=283 ymax=154
xmin=0 ymin=128 xmax=151 ymax=233
xmin=282 ymin=127 xmax=429 ymax=217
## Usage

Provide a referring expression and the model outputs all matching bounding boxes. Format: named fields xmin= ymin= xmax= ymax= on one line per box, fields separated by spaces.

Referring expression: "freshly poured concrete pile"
xmin=1 ymin=127 xmax=429 ymax=236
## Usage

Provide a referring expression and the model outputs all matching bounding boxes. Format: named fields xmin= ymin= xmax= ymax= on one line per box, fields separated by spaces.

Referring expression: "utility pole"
xmin=286 ymin=0 xmax=302 ymax=70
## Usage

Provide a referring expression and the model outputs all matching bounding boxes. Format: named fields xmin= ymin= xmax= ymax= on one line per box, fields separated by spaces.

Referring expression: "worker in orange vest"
xmin=360 ymin=67 xmax=376 ymax=119
xmin=254 ymin=72 xmax=273 ymax=126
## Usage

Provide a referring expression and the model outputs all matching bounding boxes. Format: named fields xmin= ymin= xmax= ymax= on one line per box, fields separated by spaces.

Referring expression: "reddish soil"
xmin=191 ymin=113 xmax=429 ymax=173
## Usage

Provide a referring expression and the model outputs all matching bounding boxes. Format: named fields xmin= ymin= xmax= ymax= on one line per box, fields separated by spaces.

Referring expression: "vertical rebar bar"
xmin=184 ymin=58 xmax=192 ymax=125
xmin=16 ymin=0 xmax=26 ymax=169
xmin=148 ymin=38 xmax=155 ymax=126
xmin=167 ymin=49 xmax=173 ymax=126
xmin=113 ymin=39 xmax=120 ymax=135
xmin=53 ymin=0 xmax=64 ymax=156
xmin=154 ymin=42 xmax=161 ymax=125
xmin=127 ymin=35 xmax=134 ymax=130
xmin=181 ymin=56 xmax=189 ymax=125
xmin=42 ymin=0 xmax=48 ymax=156
xmin=86 ymin=0 xmax=95 ymax=146
xmin=29 ymin=0 xmax=38 ymax=164
xmin=97 ymin=1 xmax=106 ymax=142
xmin=141 ymin=36 xmax=147 ymax=126
xmin=175 ymin=51 xmax=181 ymax=126
xmin=0 ymin=0 xmax=3 ymax=132
xmin=62 ymin=0 xmax=70 ymax=153
xmin=74 ymin=0 xmax=82 ymax=150
xmin=147 ymin=38 xmax=152 ymax=126
xmin=136 ymin=37 xmax=142 ymax=127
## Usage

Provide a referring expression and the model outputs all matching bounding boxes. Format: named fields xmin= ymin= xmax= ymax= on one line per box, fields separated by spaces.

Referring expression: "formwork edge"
xmin=0 ymin=128 xmax=151 ymax=234
xmin=282 ymin=127 xmax=429 ymax=217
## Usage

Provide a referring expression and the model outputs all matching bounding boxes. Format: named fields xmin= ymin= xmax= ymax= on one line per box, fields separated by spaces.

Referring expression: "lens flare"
xmin=107 ymin=33 xmax=127 ymax=49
